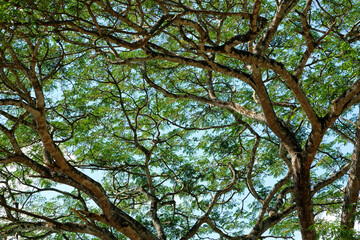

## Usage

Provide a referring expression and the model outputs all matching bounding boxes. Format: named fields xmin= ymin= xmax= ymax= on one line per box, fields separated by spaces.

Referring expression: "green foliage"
xmin=0 ymin=0 xmax=359 ymax=239
xmin=317 ymin=221 xmax=360 ymax=240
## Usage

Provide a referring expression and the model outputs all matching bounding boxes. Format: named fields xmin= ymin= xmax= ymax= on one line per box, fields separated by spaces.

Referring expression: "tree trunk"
xmin=292 ymin=154 xmax=316 ymax=240
xmin=341 ymin=109 xmax=360 ymax=231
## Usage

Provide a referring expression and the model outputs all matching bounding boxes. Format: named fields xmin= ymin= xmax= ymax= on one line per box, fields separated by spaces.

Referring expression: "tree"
xmin=0 ymin=0 xmax=359 ymax=239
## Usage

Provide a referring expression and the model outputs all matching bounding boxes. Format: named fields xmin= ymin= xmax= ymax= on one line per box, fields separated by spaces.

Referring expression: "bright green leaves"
xmin=1 ymin=0 xmax=360 ymax=239
xmin=317 ymin=221 xmax=360 ymax=239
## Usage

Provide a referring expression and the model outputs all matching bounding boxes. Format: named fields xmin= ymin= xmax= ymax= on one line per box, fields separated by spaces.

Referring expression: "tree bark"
xmin=292 ymin=154 xmax=316 ymax=240
xmin=341 ymin=108 xmax=360 ymax=231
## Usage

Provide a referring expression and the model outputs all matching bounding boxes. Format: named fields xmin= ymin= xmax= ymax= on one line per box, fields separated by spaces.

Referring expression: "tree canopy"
xmin=0 ymin=0 xmax=360 ymax=239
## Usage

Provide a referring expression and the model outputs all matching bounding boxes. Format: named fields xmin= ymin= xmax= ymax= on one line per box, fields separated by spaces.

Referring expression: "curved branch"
xmin=246 ymin=135 xmax=263 ymax=203
xmin=325 ymin=78 xmax=360 ymax=127
xmin=180 ymin=163 xmax=237 ymax=240
xmin=141 ymin=64 xmax=264 ymax=122
xmin=204 ymin=46 xmax=321 ymax=131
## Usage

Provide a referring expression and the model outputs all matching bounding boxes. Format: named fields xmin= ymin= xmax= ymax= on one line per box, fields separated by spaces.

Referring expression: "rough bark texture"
xmin=341 ymin=109 xmax=360 ymax=230
xmin=292 ymin=154 xmax=316 ymax=240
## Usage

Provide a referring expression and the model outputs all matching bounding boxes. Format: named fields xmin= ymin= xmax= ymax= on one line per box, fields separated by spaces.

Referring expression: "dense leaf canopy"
xmin=0 ymin=0 xmax=360 ymax=239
